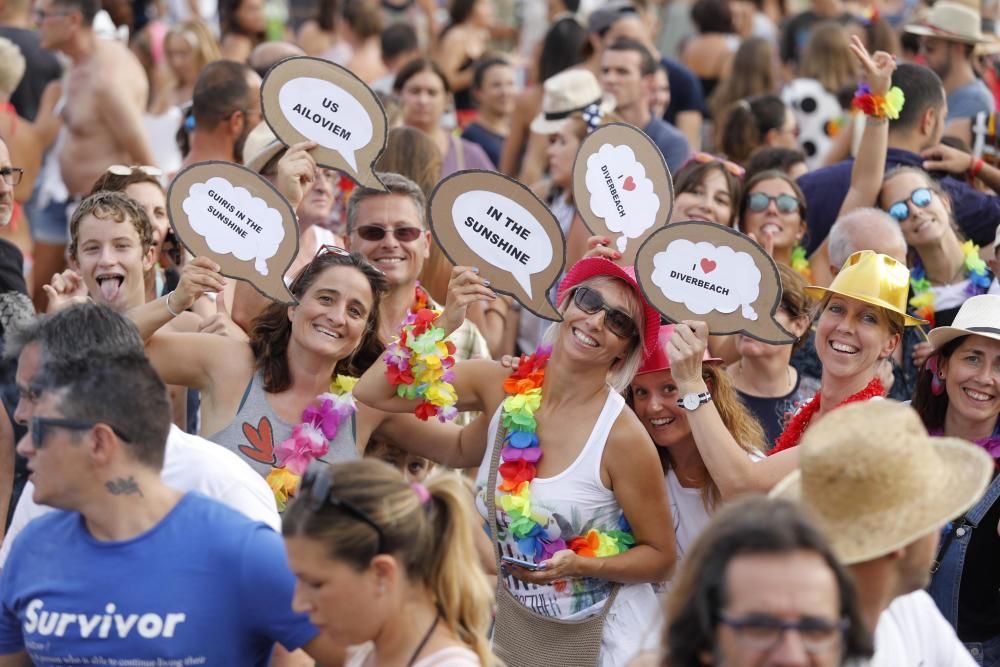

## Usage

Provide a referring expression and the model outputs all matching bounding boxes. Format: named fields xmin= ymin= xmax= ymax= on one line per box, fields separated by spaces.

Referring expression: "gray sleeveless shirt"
xmin=207 ymin=370 xmax=359 ymax=478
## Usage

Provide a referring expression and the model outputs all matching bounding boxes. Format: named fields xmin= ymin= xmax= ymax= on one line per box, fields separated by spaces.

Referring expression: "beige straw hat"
xmin=243 ymin=122 xmax=286 ymax=174
xmin=770 ymin=400 xmax=993 ymax=565
xmin=530 ymin=69 xmax=616 ymax=135
xmin=904 ymin=0 xmax=987 ymax=44
xmin=928 ymin=294 xmax=1000 ymax=350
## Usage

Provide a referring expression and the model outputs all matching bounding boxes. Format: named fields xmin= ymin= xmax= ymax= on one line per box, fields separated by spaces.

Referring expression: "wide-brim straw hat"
xmin=243 ymin=122 xmax=286 ymax=174
xmin=905 ymin=0 xmax=987 ymax=44
xmin=928 ymin=294 xmax=1000 ymax=350
xmin=530 ymin=69 xmax=616 ymax=135
xmin=771 ymin=400 xmax=993 ymax=565
xmin=804 ymin=250 xmax=927 ymax=327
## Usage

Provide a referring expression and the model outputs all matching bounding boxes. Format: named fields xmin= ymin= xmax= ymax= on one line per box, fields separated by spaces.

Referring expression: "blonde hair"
xmin=799 ymin=21 xmax=856 ymax=95
xmin=282 ymin=460 xmax=494 ymax=665
xmin=0 ymin=38 xmax=25 ymax=97
xmin=165 ymin=21 xmax=222 ymax=75
xmin=543 ymin=274 xmax=646 ymax=392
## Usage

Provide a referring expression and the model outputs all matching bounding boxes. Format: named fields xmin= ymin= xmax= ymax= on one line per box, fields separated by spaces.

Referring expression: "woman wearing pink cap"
xmin=355 ymin=257 xmax=675 ymax=667
xmin=627 ymin=325 xmax=767 ymax=560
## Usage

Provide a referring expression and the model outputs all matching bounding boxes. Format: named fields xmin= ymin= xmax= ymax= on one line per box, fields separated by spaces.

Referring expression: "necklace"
xmin=769 ymin=377 xmax=885 ymax=455
xmin=406 ymin=613 xmax=440 ymax=667
xmin=497 ymin=346 xmax=635 ymax=563
xmin=266 ymin=375 xmax=358 ymax=510
xmin=736 ymin=359 xmax=794 ymax=396
xmin=909 ymin=241 xmax=991 ymax=327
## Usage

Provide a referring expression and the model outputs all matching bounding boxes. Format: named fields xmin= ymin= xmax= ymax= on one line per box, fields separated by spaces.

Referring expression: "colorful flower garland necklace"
xmin=909 ymin=241 xmax=991 ymax=328
xmin=497 ymin=345 xmax=635 ymax=563
xmin=769 ymin=377 xmax=885 ymax=455
xmin=791 ymin=245 xmax=813 ymax=283
xmin=266 ymin=375 xmax=358 ymax=510
xmin=383 ymin=283 xmax=459 ymax=422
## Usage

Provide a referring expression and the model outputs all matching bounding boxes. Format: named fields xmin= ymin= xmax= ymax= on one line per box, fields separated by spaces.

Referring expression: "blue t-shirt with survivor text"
xmin=0 ymin=493 xmax=317 ymax=666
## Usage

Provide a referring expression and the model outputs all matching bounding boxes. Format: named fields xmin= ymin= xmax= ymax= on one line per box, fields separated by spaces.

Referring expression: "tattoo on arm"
xmin=105 ymin=477 xmax=143 ymax=497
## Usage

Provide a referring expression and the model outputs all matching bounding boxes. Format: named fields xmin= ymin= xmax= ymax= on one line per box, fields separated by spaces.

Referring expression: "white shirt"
xmin=0 ymin=425 xmax=280 ymax=569
xmin=870 ymin=591 xmax=977 ymax=666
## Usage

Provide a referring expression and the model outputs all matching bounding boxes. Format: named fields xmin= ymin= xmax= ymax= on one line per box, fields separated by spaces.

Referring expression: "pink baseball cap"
xmin=637 ymin=324 xmax=723 ymax=375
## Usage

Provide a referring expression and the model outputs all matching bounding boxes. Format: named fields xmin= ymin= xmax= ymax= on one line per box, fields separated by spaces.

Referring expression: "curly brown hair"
xmin=249 ymin=250 xmax=388 ymax=392
xmin=68 ymin=190 xmax=153 ymax=260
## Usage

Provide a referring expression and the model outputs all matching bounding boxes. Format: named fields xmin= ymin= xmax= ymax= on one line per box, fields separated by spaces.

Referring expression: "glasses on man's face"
xmin=0 ymin=167 xmax=23 ymax=187
xmin=572 ymin=286 xmax=638 ymax=339
xmin=299 ymin=464 xmax=387 ymax=553
xmin=887 ymin=187 xmax=933 ymax=223
xmin=355 ymin=225 xmax=423 ymax=243
xmin=107 ymin=164 xmax=163 ymax=178
xmin=32 ymin=6 xmax=69 ymax=20
xmin=31 ymin=416 xmax=131 ymax=449
xmin=719 ymin=613 xmax=848 ymax=654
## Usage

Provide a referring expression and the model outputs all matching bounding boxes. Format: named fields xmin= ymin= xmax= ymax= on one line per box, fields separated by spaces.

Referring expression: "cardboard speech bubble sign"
xmin=260 ymin=56 xmax=387 ymax=191
xmin=168 ymin=161 xmax=299 ymax=304
xmin=573 ymin=122 xmax=674 ymax=265
xmin=634 ymin=221 xmax=795 ymax=344
xmin=428 ymin=170 xmax=566 ymax=321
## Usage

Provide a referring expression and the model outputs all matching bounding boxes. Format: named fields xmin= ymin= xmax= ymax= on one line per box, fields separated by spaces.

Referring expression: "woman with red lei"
xmin=919 ymin=295 xmax=1000 ymax=662
xmin=355 ymin=257 xmax=675 ymax=667
xmin=664 ymin=249 xmax=922 ymax=497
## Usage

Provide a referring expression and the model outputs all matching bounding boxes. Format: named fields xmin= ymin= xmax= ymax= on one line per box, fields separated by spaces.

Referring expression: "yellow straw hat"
xmin=770 ymin=401 xmax=993 ymax=565
xmin=804 ymin=250 xmax=927 ymax=326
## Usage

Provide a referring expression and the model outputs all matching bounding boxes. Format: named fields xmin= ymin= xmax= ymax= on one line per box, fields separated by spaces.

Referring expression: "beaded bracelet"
xmin=383 ymin=308 xmax=459 ymax=422
xmin=852 ymin=83 xmax=905 ymax=120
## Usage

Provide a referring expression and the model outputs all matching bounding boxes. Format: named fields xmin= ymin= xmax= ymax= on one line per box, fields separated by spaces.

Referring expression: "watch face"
xmin=683 ymin=394 xmax=700 ymax=411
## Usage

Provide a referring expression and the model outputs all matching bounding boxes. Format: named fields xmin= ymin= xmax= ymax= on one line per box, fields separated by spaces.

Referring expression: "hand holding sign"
xmin=261 ymin=56 xmax=387 ymax=191
xmin=168 ymin=161 xmax=300 ymax=304
xmin=429 ymin=170 xmax=566 ymax=321
xmin=635 ymin=221 xmax=795 ymax=344
xmin=573 ymin=123 xmax=674 ymax=265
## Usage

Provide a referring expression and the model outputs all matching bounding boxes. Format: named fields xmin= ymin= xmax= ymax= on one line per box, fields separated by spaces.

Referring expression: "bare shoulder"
xmin=607 ymin=401 xmax=658 ymax=461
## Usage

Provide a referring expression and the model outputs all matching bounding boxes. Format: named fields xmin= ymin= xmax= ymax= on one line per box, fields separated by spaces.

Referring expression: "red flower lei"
xmin=770 ymin=377 xmax=885 ymax=455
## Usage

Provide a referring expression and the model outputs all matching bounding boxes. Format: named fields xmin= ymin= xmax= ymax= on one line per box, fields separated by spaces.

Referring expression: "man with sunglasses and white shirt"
xmin=0 ymin=335 xmax=342 ymax=666
xmin=346 ymin=172 xmax=490 ymax=362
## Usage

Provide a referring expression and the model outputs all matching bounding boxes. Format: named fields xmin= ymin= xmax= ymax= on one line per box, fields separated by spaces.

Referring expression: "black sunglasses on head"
xmin=572 ymin=286 xmax=638 ymax=339
xmin=300 ymin=464 xmax=387 ymax=553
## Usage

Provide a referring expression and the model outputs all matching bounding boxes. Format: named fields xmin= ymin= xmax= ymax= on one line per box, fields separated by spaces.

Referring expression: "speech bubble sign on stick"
xmin=573 ymin=122 xmax=674 ymax=266
xmin=260 ymin=56 xmax=387 ymax=191
xmin=168 ymin=161 xmax=299 ymax=304
xmin=429 ymin=170 xmax=566 ymax=321
xmin=634 ymin=220 xmax=795 ymax=344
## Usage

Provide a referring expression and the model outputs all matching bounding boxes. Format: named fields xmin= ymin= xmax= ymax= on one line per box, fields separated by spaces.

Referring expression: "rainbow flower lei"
xmin=852 ymin=83 xmax=905 ymax=120
xmin=790 ymin=245 xmax=813 ymax=282
xmin=383 ymin=286 xmax=458 ymax=422
xmin=909 ymin=241 xmax=991 ymax=327
xmin=266 ymin=375 xmax=358 ymax=511
xmin=497 ymin=346 xmax=635 ymax=563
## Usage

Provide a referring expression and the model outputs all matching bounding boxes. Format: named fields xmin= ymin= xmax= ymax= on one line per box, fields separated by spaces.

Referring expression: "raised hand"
xmin=439 ymin=265 xmax=495 ymax=336
xmin=666 ymin=321 xmax=710 ymax=387
xmin=173 ymin=256 xmax=227 ymax=312
xmin=849 ymin=34 xmax=895 ymax=96
xmin=43 ymin=269 xmax=90 ymax=313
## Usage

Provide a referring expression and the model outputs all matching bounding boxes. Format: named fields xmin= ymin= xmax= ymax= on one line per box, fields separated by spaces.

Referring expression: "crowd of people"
xmin=0 ymin=0 xmax=997 ymax=665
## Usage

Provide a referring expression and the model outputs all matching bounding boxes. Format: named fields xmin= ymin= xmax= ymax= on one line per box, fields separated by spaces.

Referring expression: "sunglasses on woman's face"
xmin=572 ymin=286 xmax=637 ymax=339
xmin=355 ymin=225 xmax=424 ymax=243
xmin=747 ymin=192 xmax=800 ymax=214
xmin=887 ymin=187 xmax=933 ymax=222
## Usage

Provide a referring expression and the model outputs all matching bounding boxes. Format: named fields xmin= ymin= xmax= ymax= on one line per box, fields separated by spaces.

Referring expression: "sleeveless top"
xmin=207 ymin=370 xmax=358 ymax=478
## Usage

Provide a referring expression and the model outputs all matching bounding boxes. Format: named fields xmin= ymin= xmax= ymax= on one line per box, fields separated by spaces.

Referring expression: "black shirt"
xmin=957 ymin=471 xmax=1000 ymax=641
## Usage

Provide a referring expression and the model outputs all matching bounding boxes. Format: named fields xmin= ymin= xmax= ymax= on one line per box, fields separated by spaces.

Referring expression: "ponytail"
xmin=283 ymin=460 xmax=494 ymax=665
xmin=423 ymin=472 xmax=494 ymax=666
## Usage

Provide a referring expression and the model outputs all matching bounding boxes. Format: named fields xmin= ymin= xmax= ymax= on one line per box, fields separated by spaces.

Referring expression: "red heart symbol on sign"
xmin=623 ymin=176 xmax=636 ymax=191
xmin=700 ymin=258 xmax=717 ymax=273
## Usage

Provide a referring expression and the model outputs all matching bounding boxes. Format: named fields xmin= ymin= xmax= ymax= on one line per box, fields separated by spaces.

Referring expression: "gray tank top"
xmin=207 ymin=370 xmax=359 ymax=478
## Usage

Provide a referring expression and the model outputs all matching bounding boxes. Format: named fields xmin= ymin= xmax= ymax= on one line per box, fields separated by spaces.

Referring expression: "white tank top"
xmin=475 ymin=389 xmax=628 ymax=619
